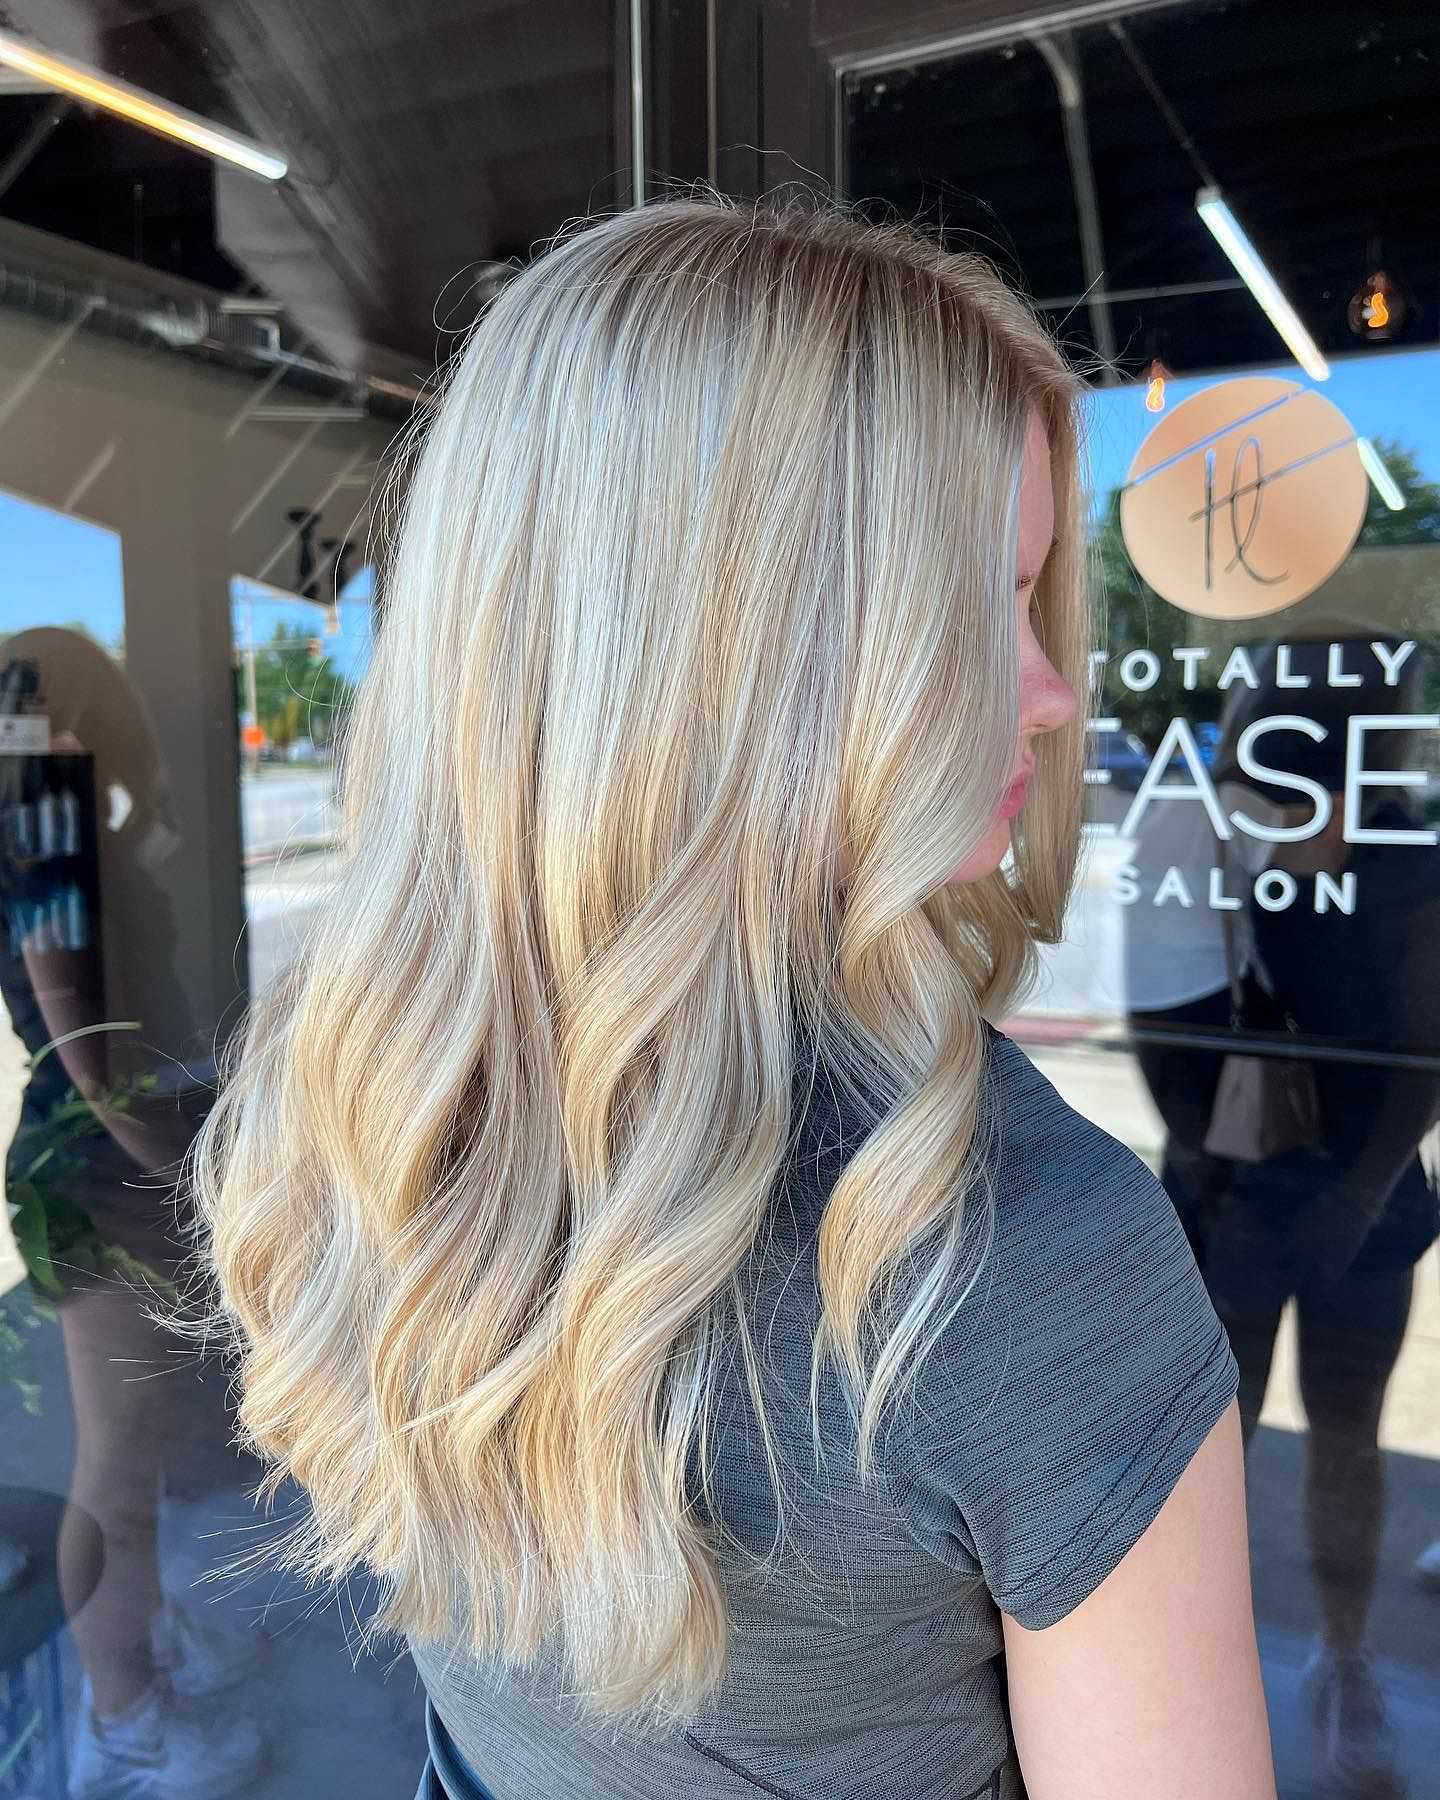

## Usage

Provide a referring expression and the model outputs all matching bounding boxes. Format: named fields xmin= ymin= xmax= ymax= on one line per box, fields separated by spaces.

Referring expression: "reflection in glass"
xmin=1125 ymin=636 xmax=1440 ymax=1797
xmin=231 ymin=572 xmax=374 ymax=999
xmin=1 ymin=628 xmax=268 ymax=1794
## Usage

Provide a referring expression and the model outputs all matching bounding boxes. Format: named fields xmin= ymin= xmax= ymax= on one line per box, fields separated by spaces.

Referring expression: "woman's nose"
xmin=1022 ymin=657 xmax=1079 ymax=737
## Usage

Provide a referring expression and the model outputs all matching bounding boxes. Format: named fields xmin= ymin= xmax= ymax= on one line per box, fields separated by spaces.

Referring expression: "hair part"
xmin=167 ymin=190 xmax=1089 ymax=1729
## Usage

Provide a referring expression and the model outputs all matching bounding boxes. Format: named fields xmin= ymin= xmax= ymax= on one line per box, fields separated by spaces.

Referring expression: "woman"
xmin=174 ymin=198 xmax=1274 ymax=1800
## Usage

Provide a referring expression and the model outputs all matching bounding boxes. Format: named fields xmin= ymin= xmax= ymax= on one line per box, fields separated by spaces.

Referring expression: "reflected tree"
xmin=243 ymin=622 xmax=354 ymax=753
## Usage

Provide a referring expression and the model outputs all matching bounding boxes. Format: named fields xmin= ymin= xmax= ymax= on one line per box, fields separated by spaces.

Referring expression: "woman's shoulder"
xmin=979 ymin=1023 xmax=1171 ymax=1256
xmin=887 ymin=1024 xmax=1224 ymax=1420
xmin=888 ymin=1026 xmax=1237 ymax=1631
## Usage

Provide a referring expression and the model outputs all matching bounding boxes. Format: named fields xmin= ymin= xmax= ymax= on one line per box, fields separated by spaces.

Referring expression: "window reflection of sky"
xmin=0 ymin=487 xmax=124 ymax=653
xmin=0 ymin=486 xmax=377 ymax=680
xmin=1084 ymin=343 xmax=1440 ymax=516
xmin=230 ymin=570 xmax=375 ymax=684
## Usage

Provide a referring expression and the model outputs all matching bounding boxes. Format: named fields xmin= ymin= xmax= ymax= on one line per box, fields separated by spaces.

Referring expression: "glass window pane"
xmin=0 ymin=6 xmax=622 ymax=1793
xmin=850 ymin=6 xmax=1440 ymax=1794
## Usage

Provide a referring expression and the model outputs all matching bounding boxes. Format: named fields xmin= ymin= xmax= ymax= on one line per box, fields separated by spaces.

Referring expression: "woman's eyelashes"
xmin=1016 ymin=584 xmax=1043 ymax=637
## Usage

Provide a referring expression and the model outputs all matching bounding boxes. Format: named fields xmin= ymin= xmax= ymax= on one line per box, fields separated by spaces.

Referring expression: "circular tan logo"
xmin=1119 ymin=376 xmax=1369 ymax=620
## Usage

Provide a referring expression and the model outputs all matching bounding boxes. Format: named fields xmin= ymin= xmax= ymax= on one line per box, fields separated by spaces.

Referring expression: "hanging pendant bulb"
xmin=1143 ymin=359 xmax=1172 ymax=412
xmin=1348 ymin=269 xmax=1404 ymax=341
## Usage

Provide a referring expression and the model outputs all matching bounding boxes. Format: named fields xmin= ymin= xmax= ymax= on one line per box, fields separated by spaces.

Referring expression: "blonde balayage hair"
xmin=181 ymin=195 xmax=1089 ymax=1727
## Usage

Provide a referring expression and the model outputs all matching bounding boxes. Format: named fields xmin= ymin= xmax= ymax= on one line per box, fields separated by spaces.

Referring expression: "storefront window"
xmin=849 ymin=4 xmax=1439 ymax=1793
xmin=0 ymin=4 xmax=625 ymax=1792
xmin=1 ymin=0 xmax=1435 ymax=1794
xmin=231 ymin=571 xmax=375 ymax=997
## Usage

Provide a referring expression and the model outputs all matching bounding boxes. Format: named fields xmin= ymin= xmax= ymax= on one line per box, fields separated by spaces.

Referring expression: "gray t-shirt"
xmin=408 ymin=1028 xmax=1238 ymax=1800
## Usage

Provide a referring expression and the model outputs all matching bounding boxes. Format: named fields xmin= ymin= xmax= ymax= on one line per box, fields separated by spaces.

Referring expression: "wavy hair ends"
xmin=172 ymin=193 xmax=1088 ymax=1728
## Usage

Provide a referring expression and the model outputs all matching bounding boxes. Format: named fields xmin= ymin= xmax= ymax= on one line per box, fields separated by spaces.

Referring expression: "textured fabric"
xmin=408 ymin=1027 xmax=1238 ymax=1799
xmin=415 ymin=1695 xmax=501 ymax=1800
xmin=414 ymin=1695 xmax=1006 ymax=1800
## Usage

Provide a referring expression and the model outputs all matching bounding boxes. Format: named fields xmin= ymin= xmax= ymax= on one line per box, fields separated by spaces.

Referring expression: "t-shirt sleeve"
xmin=884 ymin=1034 xmax=1239 ymax=1632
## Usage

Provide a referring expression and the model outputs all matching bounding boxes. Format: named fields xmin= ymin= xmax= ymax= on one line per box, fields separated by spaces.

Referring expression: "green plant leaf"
xmin=8 ymin=1180 xmax=63 ymax=1298
xmin=100 ymin=1243 xmax=178 ymax=1302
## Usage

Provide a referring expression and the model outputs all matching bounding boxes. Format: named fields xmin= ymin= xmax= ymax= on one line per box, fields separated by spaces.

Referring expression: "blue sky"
xmin=2 ymin=343 xmax=1436 ymax=681
xmin=0 ymin=489 xmax=126 ymax=652
xmin=0 ymin=490 xmax=375 ymax=679
xmin=1082 ymin=343 xmax=1440 ymax=515
xmin=230 ymin=570 xmax=375 ymax=684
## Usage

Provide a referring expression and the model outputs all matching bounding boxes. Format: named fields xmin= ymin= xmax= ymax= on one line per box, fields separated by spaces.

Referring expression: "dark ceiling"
xmin=846 ymin=0 xmax=1440 ymax=380
xmin=1 ymin=0 xmax=1436 ymax=387
xmin=0 ymin=0 xmax=620 ymax=373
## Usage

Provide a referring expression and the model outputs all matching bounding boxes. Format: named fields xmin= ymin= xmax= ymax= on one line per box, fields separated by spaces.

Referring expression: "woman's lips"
xmin=997 ymin=769 xmax=1032 ymax=819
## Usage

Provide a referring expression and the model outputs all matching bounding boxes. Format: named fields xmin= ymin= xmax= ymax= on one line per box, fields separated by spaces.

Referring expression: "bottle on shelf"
xmin=65 ymin=883 xmax=88 ymax=951
xmin=58 ymin=785 xmax=81 ymax=856
xmin=36 ymin=789 xmax=57 ymax=859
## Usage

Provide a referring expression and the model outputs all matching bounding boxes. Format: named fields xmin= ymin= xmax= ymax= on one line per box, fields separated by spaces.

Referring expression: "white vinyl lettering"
xmin=1372 ymin=640 xmax=1417 ymax=688
xmin=1255 ymin=869 xmax=1298 ymax=911
xmin=1119 ymin=717 xmax=1234 ymax=841
xmin=1120 ymin=650 xmax=1162 ymax=692
xmin=1208 ymin=867 xmax=1242 ymax=910
xmin=1328 ymin=643 xmax=1363 ymax=688
xmin=1344 ymin=716 xmax=1440 ymax=844
xmin=1275 ymin=645 xmax=1310 ymax=688
xmin=1173 ymin=646 xmax=1209 ymax=690
xmin=1153 ymin=866 xmax=1195 ymax=906
xmin=1231 ymin=716 xmax=1332 ymax=841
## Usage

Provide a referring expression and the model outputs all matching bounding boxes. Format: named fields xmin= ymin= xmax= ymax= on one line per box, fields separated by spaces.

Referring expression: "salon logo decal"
xmin=1119 ymin=377 xmax=1370 ymax=621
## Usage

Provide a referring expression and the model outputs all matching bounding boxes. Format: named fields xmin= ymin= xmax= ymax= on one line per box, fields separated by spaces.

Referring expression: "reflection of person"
xmin=1122 ymin=697 xmax=1287 ymax=1255
xmin=0 ymin=629 xmax=188 ymax=1058
xmin=176 ymin=201 xmax=1274 ymax=1800
xmin=1202 ymin=636 xmax=1440 ymax=1797
xmin=0 ymin=628 xmax=266 ymax=1796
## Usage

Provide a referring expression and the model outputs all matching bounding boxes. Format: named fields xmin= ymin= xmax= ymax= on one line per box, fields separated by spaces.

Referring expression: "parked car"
xmin=1092 ymin=723 xmax=1211 ymax=791
xmin=1091 ymin=726 xmax=1154 ymax=792
xmin=1195 ymin=720 xmax=1222 ymax=766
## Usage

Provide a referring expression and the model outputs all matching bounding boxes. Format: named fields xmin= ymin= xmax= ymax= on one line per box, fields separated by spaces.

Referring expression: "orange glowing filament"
xmin=1145 ymin=375 xmax=1166 ymax=412
xmin=1364 ymin=287 xmax=1390 ymax=330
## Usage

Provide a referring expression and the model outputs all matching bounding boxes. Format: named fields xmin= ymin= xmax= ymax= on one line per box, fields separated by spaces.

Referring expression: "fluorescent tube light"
xmin=1195 ymin=186 xmax=1328 ymax=381
xmin=0 ymin=27 xmax=287 ymax=181
xmin=1356 ymin=438 xmax=1406 ymax=511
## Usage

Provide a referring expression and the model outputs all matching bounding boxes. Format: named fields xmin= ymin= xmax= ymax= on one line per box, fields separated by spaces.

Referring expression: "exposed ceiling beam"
xmin=1028 ymin=27 xmax=1117 ymax=377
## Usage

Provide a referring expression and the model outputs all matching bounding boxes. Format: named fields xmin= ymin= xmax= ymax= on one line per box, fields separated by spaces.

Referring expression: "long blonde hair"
xmin=178 ymin=194 xmax=1088 ymax=1727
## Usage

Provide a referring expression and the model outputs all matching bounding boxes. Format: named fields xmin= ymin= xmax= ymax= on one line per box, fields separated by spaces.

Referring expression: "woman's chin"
xmin=945 ymin=817 xmax=1012 ymax=886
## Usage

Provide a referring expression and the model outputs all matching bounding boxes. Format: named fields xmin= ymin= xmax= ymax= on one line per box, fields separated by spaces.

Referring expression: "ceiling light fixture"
xmin=1194 ymin=187 xmax=1328 ymax=382
xmin=0 ymin=27 xmax=287 ymax=181
xmin=1348 ymin=269 xmax=1404 ymax=342
xmin=1356 ymin=438 xmax=1406 ymax=512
